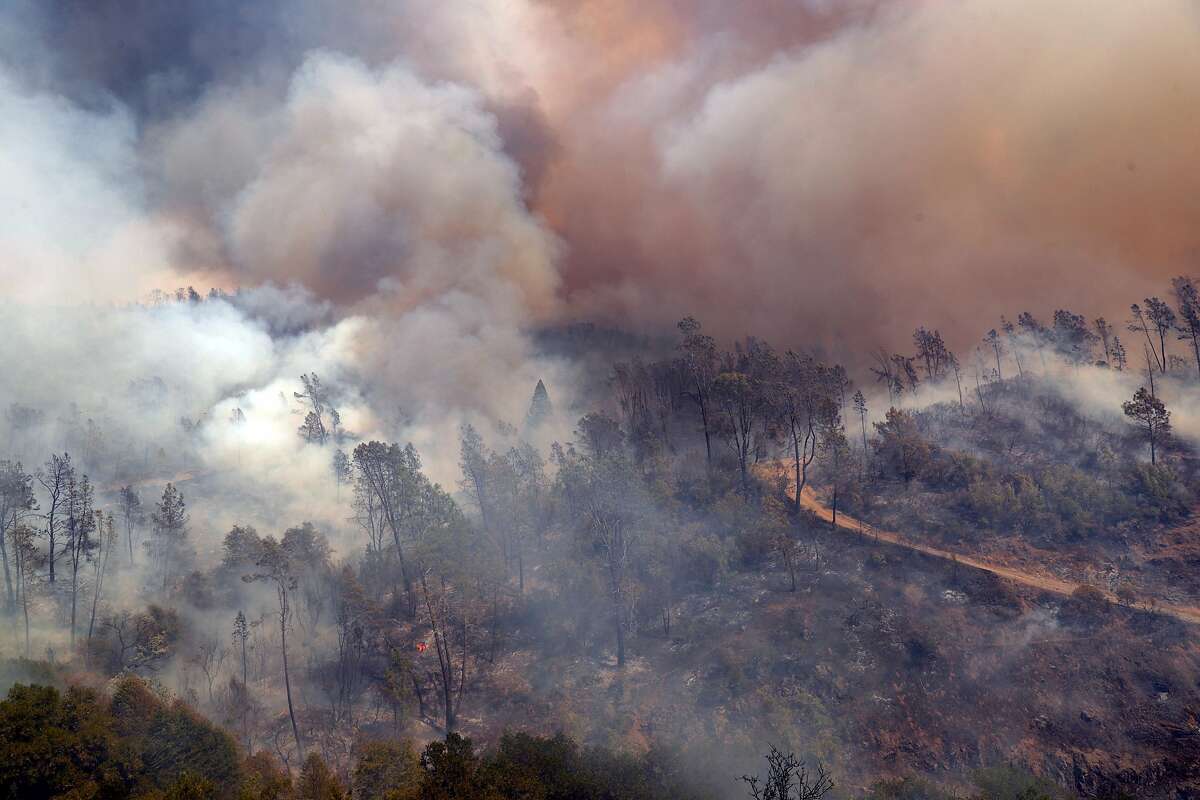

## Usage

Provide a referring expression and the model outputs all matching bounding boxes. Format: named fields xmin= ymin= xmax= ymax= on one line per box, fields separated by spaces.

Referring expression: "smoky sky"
xmin=5 ymin=0 xmax=1200 ymax=354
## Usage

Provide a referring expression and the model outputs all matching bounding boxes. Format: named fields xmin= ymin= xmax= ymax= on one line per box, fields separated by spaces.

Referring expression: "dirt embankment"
xmin=795 ymin=485 xmax=1200 ymax=626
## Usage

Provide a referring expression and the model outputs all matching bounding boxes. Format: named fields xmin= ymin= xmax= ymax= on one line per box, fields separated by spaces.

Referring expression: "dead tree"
xmin=741 ymin=745 xmax=833 ymax=800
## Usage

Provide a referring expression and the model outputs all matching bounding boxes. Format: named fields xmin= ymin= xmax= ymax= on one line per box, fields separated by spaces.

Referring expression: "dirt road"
xmin=795 ymin=485 xmax=1200 ymax=626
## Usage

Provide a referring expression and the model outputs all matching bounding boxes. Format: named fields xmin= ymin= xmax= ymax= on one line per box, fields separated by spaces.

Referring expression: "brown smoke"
xmin=9 ymin=0 xmax=1200 ymax=358
xmin=515 ymin=0 xmax=1200 ymax=352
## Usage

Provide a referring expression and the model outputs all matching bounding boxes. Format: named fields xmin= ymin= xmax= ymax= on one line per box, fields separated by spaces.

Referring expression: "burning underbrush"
xmin=451 ymin=514 xmax=1200 ymax=798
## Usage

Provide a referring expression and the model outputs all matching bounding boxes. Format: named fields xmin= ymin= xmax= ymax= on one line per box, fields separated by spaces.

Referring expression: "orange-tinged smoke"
xmin=497 ymin=0 xmax=1200 ymax=353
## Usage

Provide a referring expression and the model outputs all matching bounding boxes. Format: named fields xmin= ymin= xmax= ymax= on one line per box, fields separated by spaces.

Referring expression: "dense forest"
xmin=1 ymin=274 xmax=1199 ymax=798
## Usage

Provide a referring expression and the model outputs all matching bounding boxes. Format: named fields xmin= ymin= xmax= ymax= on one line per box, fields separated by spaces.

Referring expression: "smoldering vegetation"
xmin=1 ymin=275 xmax=1200 ymax=798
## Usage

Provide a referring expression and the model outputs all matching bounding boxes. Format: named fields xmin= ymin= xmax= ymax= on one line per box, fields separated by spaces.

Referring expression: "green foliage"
xmin=141 ymin=699 xmax=241 ymax=793
xmin=674 ymin=523 xmax=729 ymax=587
xmin=873 ymin=409 xmax=934 ymax=485
xmin=353 ymin=740 xmax=421 ymax=800
xmin=864 ymin=768 xmax=1074 ymax=800
xmin=238 ymin=752 xmax=294 ymax=800
xmin=0 ymin=683 xmax=131 ymax=799
xmin=162 ymin=771 xmax=218 ymax=799
xmin=418 ymin=733 xmax=490 ymax=800
xmin=297 ymin=753 xmax=346 ymax=800
xmin=863 ymin=776 xmax=955 ymax=799
xmin=0 ymin=679 xmax=240 ymax=799
xmin=971 ymin=766 xmax=1072 ymax=800
xmin=480 ymin=731 xmax=707 ymax=800
xmin=955 ymin=459 xmax=1193 ymax=543
xmin=1123 ymin=463 xmax=1192 ymax=521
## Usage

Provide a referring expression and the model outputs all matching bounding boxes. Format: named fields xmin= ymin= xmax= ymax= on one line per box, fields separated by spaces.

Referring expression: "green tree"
xmin=297 ymin=753 xmax=346 ymax=800
xmin=1172 ymin=275 xmax=1200 ymax=377
xmin=151 ymin=483 xmax=188 ymax=591
xmin=353 ymin=740 xmax=421 ymax=800
xmin=1122 ymin=387 xmax=1170 ymax=465
xmin=872 ymin=409 xmax=932 ymax=484
xmin=418 ymin=733 xmax=488 ymax=800
xmin=0 ymin=684 xmax=129 ymax=798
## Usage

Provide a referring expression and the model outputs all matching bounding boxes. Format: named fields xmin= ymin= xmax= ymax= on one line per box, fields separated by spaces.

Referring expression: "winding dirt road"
xmin=795 ymin=485 xmax=1200 ymax=626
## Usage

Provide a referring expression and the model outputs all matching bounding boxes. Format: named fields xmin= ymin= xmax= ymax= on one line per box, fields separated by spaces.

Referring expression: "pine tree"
xmin=1123 ymin=387 xmax=1170 ymax=465
xmin=151 ymin=484 xmax=188 ymax=590
xmin=524 ymin=379 xmax=553 ymax=431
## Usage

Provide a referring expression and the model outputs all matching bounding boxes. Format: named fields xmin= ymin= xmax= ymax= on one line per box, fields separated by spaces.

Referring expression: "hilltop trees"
xmin=296 ymin=373 xmax=342 ymax=446
xmin=1129 ymin=303 xmax=1166 ymax=374
xmin=1123 ymin=387 xmax=1171 ymax=465
xmin=1172 ymin=276 xmax=1200 ymax=377
xmin=913 ymin=328 xmax=952 ymax=381
xmin=1052 ymin=310 xmax=1096 ymax=365
xmin=1144 ymin=297 xmax=1176 ymax=373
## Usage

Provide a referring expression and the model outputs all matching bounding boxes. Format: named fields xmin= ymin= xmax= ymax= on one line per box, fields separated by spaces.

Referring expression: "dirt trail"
xmin=795 ymin=485 xmax=1200 ymax=626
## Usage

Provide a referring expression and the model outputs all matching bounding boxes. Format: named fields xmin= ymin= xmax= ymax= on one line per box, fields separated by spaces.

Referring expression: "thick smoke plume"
xmin=7 ymin=0 xmax=1200 ymax=348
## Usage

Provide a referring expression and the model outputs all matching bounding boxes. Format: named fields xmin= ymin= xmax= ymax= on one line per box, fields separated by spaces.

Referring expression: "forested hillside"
xmin=2 ymin=274 xmax=1199 ymax=798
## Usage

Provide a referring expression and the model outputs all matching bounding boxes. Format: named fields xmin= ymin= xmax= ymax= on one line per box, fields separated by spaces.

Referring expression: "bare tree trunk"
xmin=86 ymin=534 xmax=111 ymax=661
xmin=613 ymin=598 xmax=626 ymax=667
xmin=14 ymin=538 xmax=29 ymax=658
xmin=607 ymin=559 xmax=626 ymax=667
xmin=792 ymin=422 xmax=803 ymax=513
xmin=70 ymin=560 xmax=79 ymax=649
xmin=783 ymin=544 xmax=796 ymax=592
xmin=1146 ymin=347 xmax=1157 ymax=397
xmin=0 ymin=529 xmax=13 ymax=613
xmin=1137 ymin=321 xmax=1159 ymax=373
xmin=516 ymin=544 xmax=524 ymax=596
xmin=241 ymin=637 xmax=250 ymax=753
xmin=420 ymin=574 xmax=458 ymax=732
xmin=280 ymin=597 xmax=303 ymax=757
xmin=859 ymin=409 xmax=869 ymax=459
